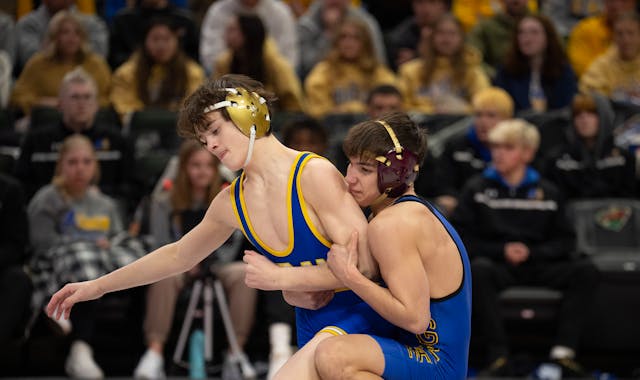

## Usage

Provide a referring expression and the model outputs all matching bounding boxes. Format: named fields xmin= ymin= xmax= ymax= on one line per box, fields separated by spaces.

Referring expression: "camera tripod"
xmin=172 ymin=272 xmax=257 ymax=379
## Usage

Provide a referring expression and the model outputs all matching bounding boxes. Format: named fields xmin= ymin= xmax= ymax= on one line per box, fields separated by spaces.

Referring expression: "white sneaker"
xmin=133 ymin=349 xmax=165 ymax=379
xmin=266 ymin=347 xmax=292 ymax=380
xmin=65 ymin=340 xmax=104 ymax=379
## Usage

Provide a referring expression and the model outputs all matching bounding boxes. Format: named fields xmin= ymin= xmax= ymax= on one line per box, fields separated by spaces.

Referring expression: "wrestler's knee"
xmin=315 ymin=337 xmax=356 ymax=380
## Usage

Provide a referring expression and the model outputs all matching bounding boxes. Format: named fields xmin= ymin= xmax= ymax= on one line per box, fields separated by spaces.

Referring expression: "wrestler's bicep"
xmin=175 ymin=188 xmax=237 ymax=265
xmin=301 ymin=161 xmax=376 ymax=277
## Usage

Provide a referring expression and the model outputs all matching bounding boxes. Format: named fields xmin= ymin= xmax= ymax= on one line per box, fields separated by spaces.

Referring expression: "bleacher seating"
xmin=568 ymin=199 xmax=640 ymax=352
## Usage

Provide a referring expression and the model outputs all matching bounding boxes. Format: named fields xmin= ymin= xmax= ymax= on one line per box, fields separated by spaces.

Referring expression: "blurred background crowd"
xmin=0 ymin=0 xmax=639 ymax=379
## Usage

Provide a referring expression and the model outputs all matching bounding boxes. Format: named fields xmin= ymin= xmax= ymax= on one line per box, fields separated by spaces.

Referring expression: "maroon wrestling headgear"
xmin=374 ymin=120 xmax=419 ymax=198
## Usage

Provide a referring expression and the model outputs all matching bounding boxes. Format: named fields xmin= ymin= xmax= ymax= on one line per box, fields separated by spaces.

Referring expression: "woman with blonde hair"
xmin=10 ymin=10 xmax=111 ymax=115
xmin=304 ymin=17 xmax=396 ymax=119
xmin=399 ymin=14 xmax=490 ymax=114
xmin=28 ymin=134 xmax=144 ymax=379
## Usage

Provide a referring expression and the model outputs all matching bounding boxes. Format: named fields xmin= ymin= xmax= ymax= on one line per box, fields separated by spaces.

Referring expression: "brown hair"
xmin=134 ymin=17 xmax=189 ymax=109
xmin=44 ymin=10 xmax=89 ymax=62
xmin=343 ymin=112 xmax=428 ymax=165
xmin=504 ymin=14 xmax=567 ymax=80
xmin=170 ymin=140 xmax=223 ymax=226
xmin=52 ymin=134 xmax=100 ymax=195
xmin=571 ymin=93 xmax=598 ymax=116
xmin=177 ymin=74 xmax=276 ymax=140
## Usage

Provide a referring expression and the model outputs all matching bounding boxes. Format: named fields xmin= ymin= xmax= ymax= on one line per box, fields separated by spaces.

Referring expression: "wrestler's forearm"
xmin=277 ymin=264 xmax=343 ymax=292
xmin=94 ymin=242 xmax=193 ymax=294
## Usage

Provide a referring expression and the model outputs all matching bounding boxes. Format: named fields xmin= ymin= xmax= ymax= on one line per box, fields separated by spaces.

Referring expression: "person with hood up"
xmin=543 ymin=93 xmax=636 ymax=199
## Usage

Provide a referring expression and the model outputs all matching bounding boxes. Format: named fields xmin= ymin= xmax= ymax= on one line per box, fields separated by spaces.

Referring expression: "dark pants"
xmin=0 ymin=266 xmax=32 ymax=342
xmin=69 ymin=300 xmax=99 ymax=344
xmin=471 ymin=256 xmax=600 ymax=362
xmin=261 ymin=290 xmax=296 ymax=346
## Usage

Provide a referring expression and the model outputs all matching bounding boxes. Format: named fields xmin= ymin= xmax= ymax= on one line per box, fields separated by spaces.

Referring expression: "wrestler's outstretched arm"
xmin=47 ymin=187 xmax=237 ymax=320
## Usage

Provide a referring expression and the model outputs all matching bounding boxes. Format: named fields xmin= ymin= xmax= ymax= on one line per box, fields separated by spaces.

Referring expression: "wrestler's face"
xmin=197 ymin=111 xmax=250 ymax=171
xmin=345 ymin=156 xmax=381 ymax=207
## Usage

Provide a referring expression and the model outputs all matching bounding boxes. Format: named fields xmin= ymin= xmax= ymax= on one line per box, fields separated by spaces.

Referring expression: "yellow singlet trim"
xmin=296 ymin=154 xmax=332 ymax=248
xmin=232 ymin=154 xmax=300 ymax=257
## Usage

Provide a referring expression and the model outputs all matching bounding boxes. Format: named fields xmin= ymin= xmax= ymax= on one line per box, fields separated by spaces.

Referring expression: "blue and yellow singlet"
xmin=230 ymin=152 xmax=396 ymax=346
xmin=371 ymin=195 xmax=472 ymax=380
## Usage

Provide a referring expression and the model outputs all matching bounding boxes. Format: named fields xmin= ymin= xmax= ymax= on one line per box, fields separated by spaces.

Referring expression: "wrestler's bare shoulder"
xmin=204 ymin=184 xmax=240 ymax=228
xmin=298 ymin=156 xmax=346 ymax=190
xmin=370 ymin=201 xmax=440 ymax=241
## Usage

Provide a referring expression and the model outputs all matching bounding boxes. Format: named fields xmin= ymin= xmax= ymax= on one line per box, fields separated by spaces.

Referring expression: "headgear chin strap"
xmin=374 ymin=120 xmax=419 ymax=198
xmin=203 ymin=87 xmax=270 ymax=167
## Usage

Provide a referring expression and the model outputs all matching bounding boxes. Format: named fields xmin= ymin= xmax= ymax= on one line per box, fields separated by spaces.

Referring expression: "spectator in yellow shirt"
xmin=567 ymin=0 xmax=636 ymax=77
xmin=10 ymin=10 xmax=111 ymax=116
xmin=399 ymin=14 xmax=490 ymax=114
xmin=304 ymin=17 xmax=396 ymax=119
xmin=110 ymin=16 xmax=204 ymax=124
xmin=580 ymin=13 xmax=640 ymax=105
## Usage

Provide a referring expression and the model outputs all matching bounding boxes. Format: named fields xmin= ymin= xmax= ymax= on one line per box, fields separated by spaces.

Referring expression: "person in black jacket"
xmin=543 ymin=93 xmax=636 ymax=199
xmin=452 ymin=119 xmax=599 ymax=377
xmin=437 ymin=86 xmax=514 ymax=215
xmin=14 ymin=67 xmax=134 ymax=205
xmin=0 ymin=173 xmax=31 ymax=347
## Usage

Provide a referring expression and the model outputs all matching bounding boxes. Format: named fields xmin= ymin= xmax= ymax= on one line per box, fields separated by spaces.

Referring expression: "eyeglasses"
xmin=68 ymin=93 xmax=95 ymax=102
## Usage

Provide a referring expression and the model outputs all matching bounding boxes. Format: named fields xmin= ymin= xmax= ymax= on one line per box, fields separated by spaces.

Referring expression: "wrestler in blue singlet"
xmin=230 ymin=152 xmax=396 ymax=346
xmin=371 ymin=195 xmax=472 ymax=380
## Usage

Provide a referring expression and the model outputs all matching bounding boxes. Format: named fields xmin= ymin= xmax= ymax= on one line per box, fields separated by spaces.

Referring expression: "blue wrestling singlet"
xmin=230 ymin=152 xmax=396 ymax=346
xmin=371 ymin=195 xmax=472 ymax=380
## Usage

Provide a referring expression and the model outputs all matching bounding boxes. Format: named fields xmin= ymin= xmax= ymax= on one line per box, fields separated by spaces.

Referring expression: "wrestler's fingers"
xmin=348 ymin=230 xmax=359 ymax=253
xmin=46 ymin=286 xmax=73 ymax=318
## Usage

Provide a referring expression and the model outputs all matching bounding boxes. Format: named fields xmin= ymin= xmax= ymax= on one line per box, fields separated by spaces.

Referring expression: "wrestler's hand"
xmin=243 ymin=250 xmax=282 ymax=290
xmin=327 ymin=230 xmax=360 ymax=287
xmin=283 ymin=290 xmax=334 ymax=310
xmin=46 ymin=280 xmax=104 ymax=320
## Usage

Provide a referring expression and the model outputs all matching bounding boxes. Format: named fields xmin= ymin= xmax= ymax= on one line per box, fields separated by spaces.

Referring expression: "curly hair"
xmin=177 ymin=74 xmax=277 ymax=140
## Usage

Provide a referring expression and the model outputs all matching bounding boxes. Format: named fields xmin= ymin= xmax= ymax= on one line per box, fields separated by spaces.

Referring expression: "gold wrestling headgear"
xmin=203 ymin=87 xmax=271 ymax=138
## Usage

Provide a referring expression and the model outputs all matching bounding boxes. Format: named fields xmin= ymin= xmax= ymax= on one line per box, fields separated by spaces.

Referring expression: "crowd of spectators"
xmin=0 ymin=0 xmax=639 ymax=379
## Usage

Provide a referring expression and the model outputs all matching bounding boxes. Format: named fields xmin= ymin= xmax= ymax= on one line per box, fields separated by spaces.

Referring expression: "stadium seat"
xmin=567 ymin=199 xmax=640 ymax=351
